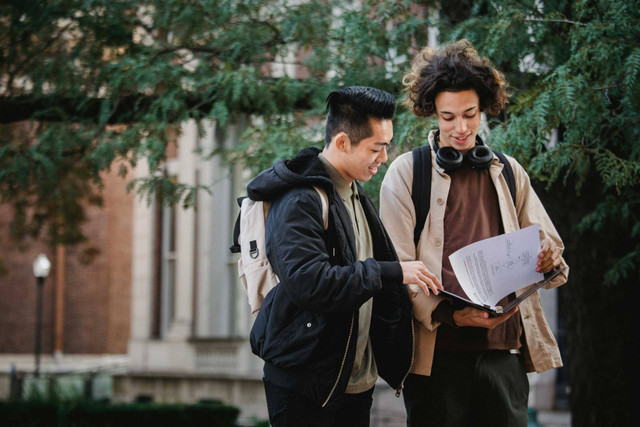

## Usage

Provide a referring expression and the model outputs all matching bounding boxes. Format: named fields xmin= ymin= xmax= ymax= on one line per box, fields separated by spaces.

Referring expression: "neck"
xmin=321 ymin=146 xmax=354 ymax=185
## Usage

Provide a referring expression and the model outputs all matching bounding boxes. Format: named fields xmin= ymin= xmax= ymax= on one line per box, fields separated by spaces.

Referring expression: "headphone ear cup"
xmin=467 ymin=145 xmax=493 ymax=169
xmin=436 ymin=146 xmax=463 ymax=172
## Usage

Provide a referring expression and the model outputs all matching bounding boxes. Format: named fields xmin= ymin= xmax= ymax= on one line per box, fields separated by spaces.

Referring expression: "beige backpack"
xmin=230 ymin=186 xmax=328 ymax=315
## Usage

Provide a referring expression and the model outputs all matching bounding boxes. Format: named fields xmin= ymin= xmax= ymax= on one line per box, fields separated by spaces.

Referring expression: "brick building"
xmin=0 ymin=165 xmax=134 ymax=356
xmin=0 ymin=118 xmax=268 ymax=420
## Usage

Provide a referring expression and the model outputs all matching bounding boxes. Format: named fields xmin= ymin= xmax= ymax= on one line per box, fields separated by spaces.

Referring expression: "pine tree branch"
xmin=4 ymin=22 xmax=74 ymax=97
xmin=523 ymin=17 xmax=587 ymax=27
xmin=149 ymin=45 xmax=224 ymax=64
xmin=0 ymin=91 xmax=314 ymax=124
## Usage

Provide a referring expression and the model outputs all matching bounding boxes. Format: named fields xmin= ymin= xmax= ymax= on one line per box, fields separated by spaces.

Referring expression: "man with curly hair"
xmin=380 ymin=40 xmax=569 ymax=426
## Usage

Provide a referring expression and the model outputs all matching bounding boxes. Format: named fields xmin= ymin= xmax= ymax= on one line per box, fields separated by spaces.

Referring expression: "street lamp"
xmin=32 ymin=254 xmax=51 ymax=377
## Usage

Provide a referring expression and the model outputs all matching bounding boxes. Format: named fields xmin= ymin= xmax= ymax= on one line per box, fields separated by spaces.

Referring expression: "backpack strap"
xmin=229 ymin=197 xmax=245 ymax=254
xmin=312 ymin=185 xmax=329 ymax=230
xmin=410 ymin=146 xmax=517 ymax=248
xmin=229 ymin=187 xmax=329 ymax=255
xmin=491 ymin=149 xmax=517 ymax=206
xmin=411 ymin=145 xmax=432 ymax=247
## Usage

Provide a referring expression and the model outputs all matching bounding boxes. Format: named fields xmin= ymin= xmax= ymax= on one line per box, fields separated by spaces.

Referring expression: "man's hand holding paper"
xmin=537 ymin=238 xmax=563 ymax=273
xmin=448 ymin=225 xmax=544 ymax=309
xmin=443 ymin=225 xmax=566 ymax=318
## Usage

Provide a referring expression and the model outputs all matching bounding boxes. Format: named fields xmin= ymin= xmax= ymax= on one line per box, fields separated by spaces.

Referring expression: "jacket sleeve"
xmin=268 ymin=189 xmax=402 ymax=314
xmin=380 ymin=153 xmax=417 ymax=262
xmin=380 ymin=153 xmax=443 ymax=331
xmin=509 ymin=156 xmax=569 ymax=288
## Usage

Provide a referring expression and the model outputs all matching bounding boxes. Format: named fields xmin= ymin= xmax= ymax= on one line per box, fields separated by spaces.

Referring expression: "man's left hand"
xmin=537 ymin=238 xmax=562 ymax=273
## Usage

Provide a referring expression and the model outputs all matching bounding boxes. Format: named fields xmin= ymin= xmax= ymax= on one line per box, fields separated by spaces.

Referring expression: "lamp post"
xmin=32 ymin=254 xmax=51 ymax=377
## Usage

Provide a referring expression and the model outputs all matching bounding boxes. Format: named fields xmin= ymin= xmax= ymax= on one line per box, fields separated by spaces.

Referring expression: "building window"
xmin=151 ymin=171 xmax=179 ymax=339
xmin=160 ymin=180 xmax=178 ymax=336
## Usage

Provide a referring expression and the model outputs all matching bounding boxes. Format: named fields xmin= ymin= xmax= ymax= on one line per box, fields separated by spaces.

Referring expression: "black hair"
xmin=324 ymin=86 xmax=396 ymax=147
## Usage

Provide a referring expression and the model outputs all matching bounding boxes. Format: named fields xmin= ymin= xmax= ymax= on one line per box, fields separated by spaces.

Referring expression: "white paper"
xmin=448 ymin=225 xmax=544 ymax=308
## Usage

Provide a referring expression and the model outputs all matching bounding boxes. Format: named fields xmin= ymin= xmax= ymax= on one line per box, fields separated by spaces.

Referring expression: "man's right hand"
xmin=452 ymin=306 xmax=519 ymax=329
xmin=400 ymin=261 xmax=443 ymax=295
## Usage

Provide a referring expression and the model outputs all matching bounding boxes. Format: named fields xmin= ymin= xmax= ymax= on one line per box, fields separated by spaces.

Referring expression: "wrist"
xmin=378 ymin=261 xmax=403 ymax=286
xmin=433 ymin=300 xmax=459 ymax=328
xmin=452 ymin=310 xmax=460 ymax=327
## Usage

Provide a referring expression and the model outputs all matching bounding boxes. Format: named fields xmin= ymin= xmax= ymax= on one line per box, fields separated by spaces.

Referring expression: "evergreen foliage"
xmin=0 ymin=0 xmax=430 ymax=246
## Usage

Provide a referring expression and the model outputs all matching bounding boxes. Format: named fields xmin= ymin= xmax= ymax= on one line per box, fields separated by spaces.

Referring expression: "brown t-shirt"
xmin=433 ymin=161 xmax=523 ymax=351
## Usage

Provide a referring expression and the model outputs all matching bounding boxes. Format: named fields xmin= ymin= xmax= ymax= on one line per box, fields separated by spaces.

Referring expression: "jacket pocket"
xmin=249 ymin=284 xmax=277 ymax=357
xmin=251 ymin=287 xmax=327 ymax=368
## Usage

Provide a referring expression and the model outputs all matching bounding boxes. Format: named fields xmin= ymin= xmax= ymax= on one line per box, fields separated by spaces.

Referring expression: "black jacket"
xmin=248 ymin=147 xmax=414 ymax=407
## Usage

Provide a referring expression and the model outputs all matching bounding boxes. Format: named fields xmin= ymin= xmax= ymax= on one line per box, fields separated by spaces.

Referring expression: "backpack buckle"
xmin=249 ymin=240 xmax=259 ymax=259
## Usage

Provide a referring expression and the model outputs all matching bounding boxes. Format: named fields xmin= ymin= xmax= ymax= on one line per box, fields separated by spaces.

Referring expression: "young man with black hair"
xmin=248 ymin=86 xmax=442 ymax=426
xmin=380 ymin=40 xmax=570 ymax=426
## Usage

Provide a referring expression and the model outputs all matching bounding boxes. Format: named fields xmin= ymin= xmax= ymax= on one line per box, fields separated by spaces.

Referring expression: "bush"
xmin=0 ymin=401 xmax=59 ymax=427
xmin=0 ymin=400 xmax=240 ymax=427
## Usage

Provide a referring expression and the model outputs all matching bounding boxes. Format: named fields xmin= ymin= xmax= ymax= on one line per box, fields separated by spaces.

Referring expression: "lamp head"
xmin=33 ymin=254 xmax=51 ymax=278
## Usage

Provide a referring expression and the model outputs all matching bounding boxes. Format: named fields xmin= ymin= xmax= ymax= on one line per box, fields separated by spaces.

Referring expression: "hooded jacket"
xmin=248 ymin=147 xmax=414 ymax=407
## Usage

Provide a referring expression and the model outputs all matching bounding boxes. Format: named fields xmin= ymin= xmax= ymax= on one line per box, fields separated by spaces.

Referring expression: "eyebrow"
xmin=374 ymin=140 xmax=391 ymax=146
xmin=439 ymin=106 xmax=478 ymax=115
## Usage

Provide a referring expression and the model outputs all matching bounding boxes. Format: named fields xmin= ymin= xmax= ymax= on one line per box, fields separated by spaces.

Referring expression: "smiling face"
xmin=328 ymin=117 xmax=393 ymax=184
xmin=435 ymin=89 xmax=481 ymax=154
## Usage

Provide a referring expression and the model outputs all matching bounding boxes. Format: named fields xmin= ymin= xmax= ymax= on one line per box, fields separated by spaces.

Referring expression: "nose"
xmin=455 ymin=117 xmax=468 ymax=133
xmin=377 ymin=146 xmax=388 ymax=163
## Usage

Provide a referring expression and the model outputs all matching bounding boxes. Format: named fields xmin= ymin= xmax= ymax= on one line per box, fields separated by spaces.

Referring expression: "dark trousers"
xmin=403 ymin=350 xmax=529 ymax=427
xmin=264 ymin=380 xmax=374 ymax=427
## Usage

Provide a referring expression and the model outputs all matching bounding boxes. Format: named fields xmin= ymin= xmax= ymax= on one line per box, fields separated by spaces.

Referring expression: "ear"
xmin=334 ymin=132 xmax=351 ymax=153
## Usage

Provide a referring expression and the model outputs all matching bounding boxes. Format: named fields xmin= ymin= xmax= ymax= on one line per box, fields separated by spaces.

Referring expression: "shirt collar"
xmin=318 ymin=153 xmax=357 ymax=202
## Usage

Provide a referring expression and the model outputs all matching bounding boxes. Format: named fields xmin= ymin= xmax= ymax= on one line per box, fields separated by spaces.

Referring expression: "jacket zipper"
xmin=395 ymin=317 xmax=415 ymax=398
xmin=322 ymin=311 xmax=355 ymax=407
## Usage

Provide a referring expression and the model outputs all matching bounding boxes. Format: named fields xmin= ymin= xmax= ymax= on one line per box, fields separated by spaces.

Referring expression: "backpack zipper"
xmin=395 ymin=316 xmax=415 ymax=397
xmin=322 ymin=311 xmax=355 ymax=407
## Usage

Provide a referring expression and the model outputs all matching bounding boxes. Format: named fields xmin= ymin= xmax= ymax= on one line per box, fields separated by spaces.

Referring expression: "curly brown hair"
xmin=403 ymin=39 xmax=509 ymax=117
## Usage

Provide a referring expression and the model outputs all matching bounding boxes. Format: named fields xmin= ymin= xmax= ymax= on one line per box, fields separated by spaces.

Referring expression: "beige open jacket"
xmin=380 ymin=131 xmax=569 ymax=376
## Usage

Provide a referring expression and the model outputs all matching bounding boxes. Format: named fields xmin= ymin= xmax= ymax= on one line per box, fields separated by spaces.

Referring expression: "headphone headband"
xmin=433 ymin=131 xmax=493 ymax=172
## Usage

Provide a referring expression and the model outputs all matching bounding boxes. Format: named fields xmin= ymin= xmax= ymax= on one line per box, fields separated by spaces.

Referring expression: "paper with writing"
xmin=448 ymin=225 xmax=543 ymax=308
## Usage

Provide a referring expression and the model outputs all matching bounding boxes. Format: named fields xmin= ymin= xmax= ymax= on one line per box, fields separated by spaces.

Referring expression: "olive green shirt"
xmin=319 ymin=153 xmax=377 ymax=394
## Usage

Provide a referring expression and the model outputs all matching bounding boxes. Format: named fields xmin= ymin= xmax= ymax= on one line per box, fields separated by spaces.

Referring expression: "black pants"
xmin=403 ymin=350 xmax=529 ymax=427
xmin=264 ymin=380 xmax=374 ymax=427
